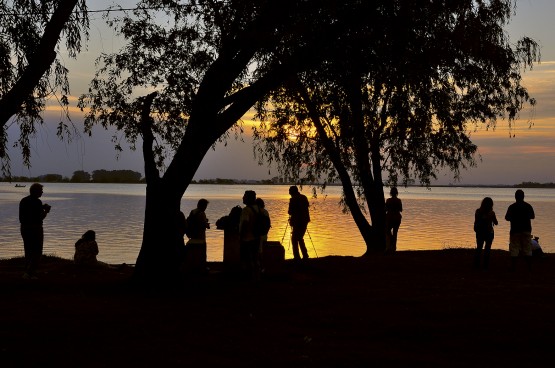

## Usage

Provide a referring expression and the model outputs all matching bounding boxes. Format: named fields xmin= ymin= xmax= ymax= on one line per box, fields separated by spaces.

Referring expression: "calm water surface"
xmin=1 ymin=183 xmax=554 ymax=264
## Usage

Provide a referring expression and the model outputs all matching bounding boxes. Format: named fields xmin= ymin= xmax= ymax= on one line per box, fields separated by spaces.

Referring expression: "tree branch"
xmin=0 ymin=0 xmax=80 ymax=128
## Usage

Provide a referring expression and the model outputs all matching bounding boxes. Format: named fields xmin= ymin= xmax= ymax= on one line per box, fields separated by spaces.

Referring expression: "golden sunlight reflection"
xmin=2 ymin=184 xmax=555 ymax=264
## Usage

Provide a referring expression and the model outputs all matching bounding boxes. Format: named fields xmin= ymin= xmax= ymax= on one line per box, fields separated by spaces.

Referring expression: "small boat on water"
xmin=14 ymin=184 xmax=26 ymax=188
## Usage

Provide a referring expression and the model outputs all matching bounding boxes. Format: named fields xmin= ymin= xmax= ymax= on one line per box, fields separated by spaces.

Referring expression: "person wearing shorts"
xmin=505 ymin=190 xmax=535 ymax=271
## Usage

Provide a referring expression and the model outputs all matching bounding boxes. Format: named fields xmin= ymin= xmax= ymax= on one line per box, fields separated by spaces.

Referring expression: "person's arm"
xmin=530 ymin=205 xmax=535 ymax=220
xmin=492 ymin=211 xmax=498 ymax=226
xmin=504 ymin=207 xmax=511 ymax=222
xmin=41 ymin=204 xmax=50 ymax=219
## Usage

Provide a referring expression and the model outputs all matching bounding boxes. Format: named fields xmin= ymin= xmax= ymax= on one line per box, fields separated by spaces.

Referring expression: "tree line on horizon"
xmin=1 ymin=170 xmax=143 ymax=184
xmin=3 ymin=171 xmax=554 ymax=189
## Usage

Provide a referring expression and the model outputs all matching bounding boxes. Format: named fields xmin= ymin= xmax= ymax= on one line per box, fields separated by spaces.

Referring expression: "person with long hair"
xmin=473 ymin=197 xmax=498 ymax=269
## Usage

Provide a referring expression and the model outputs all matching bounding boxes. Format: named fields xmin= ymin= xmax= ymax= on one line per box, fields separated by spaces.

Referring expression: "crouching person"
xmin=74 ymin=230 xmax=109 ymax=268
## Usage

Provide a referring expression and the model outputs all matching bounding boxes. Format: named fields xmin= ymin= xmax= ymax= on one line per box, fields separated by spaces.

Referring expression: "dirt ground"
xmin=1 ymin=249 xmax=554 ymax=367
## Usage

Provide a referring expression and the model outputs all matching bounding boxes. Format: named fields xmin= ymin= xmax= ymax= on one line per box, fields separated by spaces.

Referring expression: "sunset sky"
xmin=5 ymin=0 xmax=555 ymax=185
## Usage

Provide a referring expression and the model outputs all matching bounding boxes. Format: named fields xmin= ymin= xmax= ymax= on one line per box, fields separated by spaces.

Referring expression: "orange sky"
xmin=6 ymin=0 xmax=555 ymax=185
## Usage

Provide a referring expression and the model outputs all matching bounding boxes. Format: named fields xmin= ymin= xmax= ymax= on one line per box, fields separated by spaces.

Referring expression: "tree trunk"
xmin=132 ymin=92 xmax=226 ymax=283
xmin=296 ymin=81 xmax=376 ymax=250
xmin=345 ymin=74 xmax=386 ymax=253
xmin=133 ymin=181 xmax=183 ymax=285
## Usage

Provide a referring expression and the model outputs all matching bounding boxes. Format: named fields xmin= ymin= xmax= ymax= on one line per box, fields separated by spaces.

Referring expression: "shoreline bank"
xmin=1 ymin=249 xmax=553 ymax=367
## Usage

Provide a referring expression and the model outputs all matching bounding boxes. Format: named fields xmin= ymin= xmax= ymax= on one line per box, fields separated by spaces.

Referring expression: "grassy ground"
xmin=1 ymin=249 xmax=554 ymax=367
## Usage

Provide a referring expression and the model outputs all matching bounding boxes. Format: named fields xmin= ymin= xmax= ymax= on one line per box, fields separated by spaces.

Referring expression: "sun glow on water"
xmin=1 ymin=183 xmax=555 ymax=263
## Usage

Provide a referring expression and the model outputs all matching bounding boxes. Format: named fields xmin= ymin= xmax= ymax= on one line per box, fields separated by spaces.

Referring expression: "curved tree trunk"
xmin=345 ymin=74 xmax=386 ymax=253
xmin=296 ymin=81 xmax=376 ymax=251
xmin=129 ymin=2 xmax=318 ymax=283
xmin=132 ymin=89 xmax=235 ymax=283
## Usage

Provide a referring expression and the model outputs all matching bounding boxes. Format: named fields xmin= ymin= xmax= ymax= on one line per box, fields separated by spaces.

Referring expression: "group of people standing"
xmin=473 ymin=189 xmax=538 ymax=271
xmin=179 ymin=185 xmax=311 ymax=277
xmin=19 ymin=181 xmax=539 ymax=279
xmin=385 ymin=187 xmax=540 ymax=270
xmin=17 ymin=182 xmax=311 ymax=279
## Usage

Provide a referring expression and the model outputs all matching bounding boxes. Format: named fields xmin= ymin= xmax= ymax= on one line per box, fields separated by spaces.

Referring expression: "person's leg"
xmin=391 ymin=224 xmax=400 ymax=252
xmin=297 ymin=223 xmax=309 ymax=259
xmin=23 ymin=228 xmax=43 ymax=277
xmin=508 ymin=234 xmax=519 ymax=271
xmin=240 ymin=240 xmax=250 ymax=272
xmin=483 ymin=233 xmax=494 ymax=269
xmin=21 ymin=228 xmax=32 ymax=275
xmin=474 ymin=236 xmax=485 ymax=269
xmin=291 ymin=226 xmax=301 ymax=260
xmin=249 ymin=240 xmax=261 ymax=280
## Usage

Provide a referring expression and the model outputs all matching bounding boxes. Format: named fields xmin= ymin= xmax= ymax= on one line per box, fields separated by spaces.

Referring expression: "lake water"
xmin=1 ymin=183 xmax=555 ymax=264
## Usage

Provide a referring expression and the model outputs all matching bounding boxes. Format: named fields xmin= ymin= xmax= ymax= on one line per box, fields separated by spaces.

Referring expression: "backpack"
xmin=184 ymin=217 xmax=192 ymax=238
xmin=250 ymin=206 xmax=271 ymax=237
xmin=185 ymin=211 xmax=200 ymax=239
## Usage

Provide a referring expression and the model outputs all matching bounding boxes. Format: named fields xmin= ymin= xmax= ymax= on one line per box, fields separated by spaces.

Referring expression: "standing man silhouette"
xmin=505 ymin=189 xmax=535 ymax=271
xmin=19 ymin=183 xmax=51 ymax=279
xmin=288 ymin=186 xmax=310 ymax=262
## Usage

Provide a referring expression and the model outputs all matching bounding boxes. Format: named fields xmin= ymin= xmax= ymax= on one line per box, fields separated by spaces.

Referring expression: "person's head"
xmin=390 ymin=187 xmax=398 ymax=197
xmin=243 ymin=190 xmax=256 ymax=206
xmin=255 ymin=197 xmax=265 ymax=209
xmin=82 ymin=230 xmax=96 ymax=241
xmin=479 ymin=197 xmax=494 ymax=212
xmin=197 ymin=198 xmax=209 ymax=211
xmin=515 ymin=189 xmax=525 ymax=201
xmin=29 ymin=183 xmax=43 ymax=198
xmin=289 ymin=185 xmax=299 ymax=196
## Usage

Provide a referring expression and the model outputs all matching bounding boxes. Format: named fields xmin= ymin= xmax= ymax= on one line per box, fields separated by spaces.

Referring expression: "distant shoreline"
xmin=3 ymin=179 xmax=555 ymax=188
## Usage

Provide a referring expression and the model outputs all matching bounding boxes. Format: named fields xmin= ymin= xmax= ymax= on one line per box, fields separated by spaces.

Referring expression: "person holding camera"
xmin=19 ymin=183 xmax=51 ymax=279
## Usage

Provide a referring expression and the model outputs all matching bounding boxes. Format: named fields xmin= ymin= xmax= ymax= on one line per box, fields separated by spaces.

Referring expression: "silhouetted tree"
xmin=253 ymin=0 xmax=539 ymax=253
xmin=79 ymin=0 xmax=373 ymax=283
xmin=0 ymin=0 xmax=89 ymax=175
xmin=78 ymin=0 xmax=539 ymax=281
xmin=41 ymin=173 xmax=64 ymax=182
xmin=91 ymin=169 xmax=142 ymax=183
xmin=70 ymin=170 xmax=91 ymax=182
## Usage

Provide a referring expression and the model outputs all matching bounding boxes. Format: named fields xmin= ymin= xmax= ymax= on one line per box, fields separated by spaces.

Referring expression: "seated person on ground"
xmin=74 ymin=230 xmax=104 ymax=267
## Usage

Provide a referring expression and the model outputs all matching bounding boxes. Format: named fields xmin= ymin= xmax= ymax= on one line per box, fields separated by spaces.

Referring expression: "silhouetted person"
xmin=186 ymin=199 xmax=210 ymax=272
xmin=473 ymin=197 xmax=498 ymax=269
xmin=19 ymin=183 xmax=50 ymax=279
xmin=505 ymin=189 xmax=535 ymax=271
xmin=240 ymin=190 xmax=261 ymax=278
xmin=74 ymin=230 xmax=101 ymax=267
xmin=385 ymin=187 xmax=403 ymax=254
xmin=255 ymin=197 xmax=271 ymax=246
xmin=288 ymin=185 xmax=310 ymax=262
